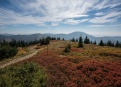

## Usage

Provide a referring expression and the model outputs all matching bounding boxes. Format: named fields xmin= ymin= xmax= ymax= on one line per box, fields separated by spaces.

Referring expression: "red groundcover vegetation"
xmin=25 ymin=41 xmax=121 ymax=87
xmin=28 ymin=55 xmax=121 ymax=87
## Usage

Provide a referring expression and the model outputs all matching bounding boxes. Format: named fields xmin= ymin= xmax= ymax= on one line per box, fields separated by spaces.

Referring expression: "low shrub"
xmin=0 ymin=62 xmax=47 ymax=87
xmin=0 ymin=46 xmax=18 ymax=60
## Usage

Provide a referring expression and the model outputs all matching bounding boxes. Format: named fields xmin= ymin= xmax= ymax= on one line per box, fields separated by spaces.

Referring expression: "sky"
xmin=0 ymin=0 xmax=121 ymax=37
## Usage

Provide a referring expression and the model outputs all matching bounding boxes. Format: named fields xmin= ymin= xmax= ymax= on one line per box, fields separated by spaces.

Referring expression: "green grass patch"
xmin=0 ymin=62 xmax=47 ymax=87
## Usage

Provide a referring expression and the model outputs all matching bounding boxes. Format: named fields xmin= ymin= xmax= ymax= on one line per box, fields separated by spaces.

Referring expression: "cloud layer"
xmin=0 ymin=0 xmax=121 ymax=26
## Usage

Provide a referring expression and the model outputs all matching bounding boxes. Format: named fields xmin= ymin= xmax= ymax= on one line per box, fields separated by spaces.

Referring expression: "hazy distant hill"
xmin=0 ymin=34 xmax=47 ymax=42
xmin=46 ymin=32 xmax=96 ymax=41
xmin=0 ymin=32 xmax=121 ymax=43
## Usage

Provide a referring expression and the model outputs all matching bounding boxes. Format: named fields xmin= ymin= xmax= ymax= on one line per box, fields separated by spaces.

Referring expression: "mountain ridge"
xmin=0 ymin=31 xmax=121 ymax=43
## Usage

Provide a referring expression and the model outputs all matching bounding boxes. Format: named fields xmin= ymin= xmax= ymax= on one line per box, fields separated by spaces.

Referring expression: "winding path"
xmin=0 ymin=48 xmax=45 ymax=69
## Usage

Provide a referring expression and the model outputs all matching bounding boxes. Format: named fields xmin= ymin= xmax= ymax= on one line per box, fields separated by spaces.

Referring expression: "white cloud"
xmin=64 ymin=19 xmax=88 ymax=25
xmin=0 ymin=8 xmax=44 ymax=26
xmin=51 ymin=23 xmax=59 ymax=26
xmin=0 ymin=0 xmax=121 ymax=26
xmin=94 ymin=0 xmax=121 ymax=9
xmin=80 ymin=19 xmax=89 ymax=22
xmin=95 ymin=12 xmax=104 ymax=16
xmin=90 ymin=11 xmax=121 ymax=23
xmin=0 ymin=0 xmax=97 ymax=26
xmin=88 ymin=25 xmax=105 ymax=27
xmin=64 ymin=19 xmax=81 ymax=25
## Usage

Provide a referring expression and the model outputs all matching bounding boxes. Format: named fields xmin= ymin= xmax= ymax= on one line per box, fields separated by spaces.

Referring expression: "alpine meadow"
xmin=0 ymin=0 xmax=121 ymax=87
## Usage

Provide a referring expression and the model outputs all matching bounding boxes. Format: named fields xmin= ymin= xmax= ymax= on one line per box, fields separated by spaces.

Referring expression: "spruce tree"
xmin=107 ymin=40 xmax=112 ymax=46
xmin=99 ymin=39 xmax=104 ymax=46
xmin=76 ymin=39 xmax=78 ymax=42
xmin=93 ymin=40 xmax=96 ymax=44
xmin=115 ymin=41 xmax=119 ymax=47
xmin=84 ymin=36 xmax=88 ymax=44
xmin=72 ymin=37 xmax=75 ymax=42
xmin=78 ymin=36 xmax=83 ymax=48
xmin=64 ymin=43 xmax=71 ymax=53
xmin=112 ymin=43 xmax=114 ymax=47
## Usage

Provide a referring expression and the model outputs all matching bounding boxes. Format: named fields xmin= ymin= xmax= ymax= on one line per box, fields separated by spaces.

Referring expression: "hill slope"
xmin=26 ymin=40 xmax=121 ymax=87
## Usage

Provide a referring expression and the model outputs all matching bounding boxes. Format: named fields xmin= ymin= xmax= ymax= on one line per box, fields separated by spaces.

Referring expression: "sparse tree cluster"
xmin=84 ymin=36 xmax=90 ymax=44
xmin=40 ymin=37 xmax=50 ymax=45
xmin=106 ymin=40 xmax=114 ymax=47
xmin=98 ymin=39 xmax=121 ymax=48
xmin=51 ymin=37 xmax=56 ymax=40
xmin=70 ymin=37 xmax=78 ymax=42
xmin=57 ymin=37 xmax=60 ymax=40
xmin=0 ymin=37 xmax=51 ymax=60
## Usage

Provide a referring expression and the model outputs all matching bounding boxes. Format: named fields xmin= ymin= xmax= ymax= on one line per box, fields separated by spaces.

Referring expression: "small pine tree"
xmin=93 ymin=40 xmax=96 ymax=44
xmin=99 ymin=39 xmax=104 ymax=46
xmin=106 ymin=40 xmax=112 ymax=46
xmin=112 ymin=43 xmax=114 ymax=47
xmin=78 ymin=36 xmax=83 ymax=48
xmin=115 ymin=41 xmax=119 ymax=47
xmin=71 ymin=37 xmax=75 ymax=42
xmin=64 ymin=47 xmax=70 ymax=52
xmin=76 ymin=39 xmax=78 ymax=42
xmin=57 ymin=37 xmax=60 ymax=40
xmin=64 ymin=43 xmax=71 ymax=53
xmin=68 ymin=43 xmax=71 ymax=49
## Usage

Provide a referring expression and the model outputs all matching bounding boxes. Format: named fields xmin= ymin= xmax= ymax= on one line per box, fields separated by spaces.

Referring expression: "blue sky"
xmin=0 ymin=0 xmax=121 ymax=36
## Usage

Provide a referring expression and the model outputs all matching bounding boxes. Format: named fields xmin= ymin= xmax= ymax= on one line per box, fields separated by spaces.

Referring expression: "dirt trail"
xmin=0 ymin=47 xmax=45 ymax=69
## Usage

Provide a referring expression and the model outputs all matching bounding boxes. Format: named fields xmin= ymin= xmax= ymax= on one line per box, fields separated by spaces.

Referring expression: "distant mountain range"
xmin=0 ymin=32 xmax=121 ymax=43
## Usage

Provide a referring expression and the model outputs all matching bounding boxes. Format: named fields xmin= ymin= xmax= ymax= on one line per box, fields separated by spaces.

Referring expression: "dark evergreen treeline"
xmin=70 ymin=37 xmax=78 ymax=42
xmin=0 ymin=46 xmax=17 ymax=60
xmin=72 ymin=35 xmax=121 ymax=48
xmin=84 ymin=36 xmax=90 ymax=44
xmin=0 ymin=36 xmax=56 ymax=47
xmin=81 ymin=35 xmax=121 ymax=48
xmin=98 ymin=39 xmax=121 ymax=47
xmin=1 ymin=35 xmax=121 ymax=60
xmin=0 ymin=36 xmax=64 ymax=60
xmin=0 ymin=36 xmax=57 ymax=60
